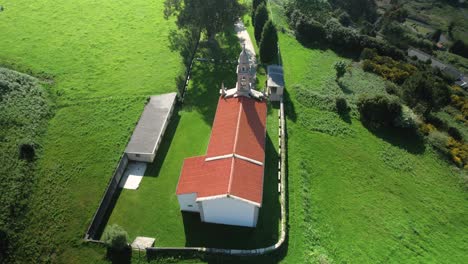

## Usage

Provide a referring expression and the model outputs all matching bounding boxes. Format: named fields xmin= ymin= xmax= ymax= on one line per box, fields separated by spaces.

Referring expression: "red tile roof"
xmin=176 ymin=96 xmax=267 ymax=205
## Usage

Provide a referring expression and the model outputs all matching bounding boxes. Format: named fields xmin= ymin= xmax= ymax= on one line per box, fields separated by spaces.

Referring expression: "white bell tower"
xmin=219 ymin=44 xmax=264 ymax=100
xmin=236 ymin=44 xmax=251 ymax=92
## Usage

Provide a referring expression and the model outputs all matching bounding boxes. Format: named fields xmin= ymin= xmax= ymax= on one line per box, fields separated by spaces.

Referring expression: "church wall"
xmin=200 ymin=197 xmax=257 ymax=227
xmin=177 ymin=193 xmax=200 ymax=213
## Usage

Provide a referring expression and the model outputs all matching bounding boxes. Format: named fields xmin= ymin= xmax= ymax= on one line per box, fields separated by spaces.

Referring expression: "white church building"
xmin=176 ymin=46 xmax=267 ymax=227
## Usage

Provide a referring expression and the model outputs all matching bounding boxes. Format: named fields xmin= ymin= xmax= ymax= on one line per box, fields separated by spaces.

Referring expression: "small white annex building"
xmin=176 ymin=46 xmax=267 ymax=227
xmin=125 ymin=92 xmax=177 ymax=163
xmin=267 ymin=65 xmax=285 ymax=101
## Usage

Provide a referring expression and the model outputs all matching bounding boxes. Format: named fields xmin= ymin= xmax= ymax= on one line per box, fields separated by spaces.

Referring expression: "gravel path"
xmin=234 ymin=20 xmax=256 ymax=64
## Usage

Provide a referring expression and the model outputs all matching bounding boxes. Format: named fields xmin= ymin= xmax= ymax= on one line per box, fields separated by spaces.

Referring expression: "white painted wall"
xmin=126 ymin=153 xmax=155 ymax=163
xmin=177 ymin=193 xmax=200 ymax=212
xmin=200 ymin=197 xmax=258 ymax=227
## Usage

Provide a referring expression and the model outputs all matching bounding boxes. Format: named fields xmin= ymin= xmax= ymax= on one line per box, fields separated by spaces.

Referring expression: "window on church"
xmin=242 ymin=76 xmax=246 ymax=80
xmin=242 ymin=67 xmax=246 ymax=71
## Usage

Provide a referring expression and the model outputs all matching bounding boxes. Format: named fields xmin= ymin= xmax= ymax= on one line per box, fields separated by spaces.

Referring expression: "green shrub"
xmin=427 ymin=130 xmax=449 ymax=154
xmin=384 ymin=81 xmax=400 ymax=96
xmin=334 ymin=61 xmax=347 ymax=80
xmin=336 ymin=97 xmax=348 ymax=114
xmin=402 ymin=71 xmax=451 ymax=111
xmin=360 ymin=48 xmax=377 ymax=60
xmin=357 ymin=95 xmax=402 ymax=127
xmin=362 ymin=54 xmax=416 ymax=84
xmin=395 ymin=105 xmax=418 ymax=128
xmin=102 ymin=224 xmax=129 ymax=251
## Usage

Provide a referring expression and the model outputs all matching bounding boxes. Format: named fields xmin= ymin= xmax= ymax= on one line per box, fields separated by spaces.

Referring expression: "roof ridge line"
xmin=233 ymin=154 xmax=263 ymax=166
xmin=228 ymin=101 xmax=244 ymax=195
xmin=227 ymin=157 xmax=236 ymax=195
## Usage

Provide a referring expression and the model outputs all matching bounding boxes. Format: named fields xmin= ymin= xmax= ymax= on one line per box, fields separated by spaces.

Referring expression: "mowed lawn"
xmin=0 ymin=0 xmax=183 ymax=262
xmin=106 ymin=29 xmax=281 ymax=249
xmin=269 ymin=3 xmax=468 ymax=263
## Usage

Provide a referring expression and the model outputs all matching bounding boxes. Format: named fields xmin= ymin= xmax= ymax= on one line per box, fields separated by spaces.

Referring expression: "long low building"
xmin=125 ymin=92 xmax=177 ymax=163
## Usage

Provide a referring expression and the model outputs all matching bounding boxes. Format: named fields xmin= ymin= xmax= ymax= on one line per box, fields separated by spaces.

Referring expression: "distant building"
xmin=267 ymin=65 xmax=285 ymax=101
xmin=176 ymin=46 xmax=267 ymax=227
xmin=408 ymin=48 xmax=464 ymax=82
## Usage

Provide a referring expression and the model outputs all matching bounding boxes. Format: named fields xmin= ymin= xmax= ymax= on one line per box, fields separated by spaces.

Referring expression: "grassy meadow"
xmin=268 ymin=1 xmax=468 ymax=263
xmin=1 ymin=0 xmax=467 ymax=263
xmin=0 ymin=0 xmax=183 ymax=262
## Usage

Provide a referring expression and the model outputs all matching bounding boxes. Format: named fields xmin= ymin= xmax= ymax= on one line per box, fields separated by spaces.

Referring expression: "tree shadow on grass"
xmin=364 ymin=124 xmax=426 ymax=154
xmin=144 ymin=110 xmax=181 ymax=178
xmin=339 ymin=110 xmax=352 ymax=124
xmin=184 ymin=27 xmax=243 ymax=126
xmin=282 ymin=88 xmax=297 ymax=122
xmin=180 ymin=134 xmax=280 ymax=251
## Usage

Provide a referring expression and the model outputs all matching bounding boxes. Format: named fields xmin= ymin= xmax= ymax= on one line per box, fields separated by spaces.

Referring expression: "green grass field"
xmin=269 ymin=2 xmax=468 ymax=263
xmin=1 ymin=0 xmax=467 ymax=263
xmin=0 ymin=0 xmax=183 ymax=262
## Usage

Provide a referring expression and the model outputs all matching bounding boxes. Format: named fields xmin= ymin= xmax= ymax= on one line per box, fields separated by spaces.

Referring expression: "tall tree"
xmin=259 ymin=20 xmax=278 ymax=63
xmin=254 ymin=3 xmax=269 ymax=42
xmin=252 ymin=0 xmax=266 ymax=24
xmin=164 ymin=0 xmax=245 ymax=40
xmin=334 ymin=61 xmax=347 ymax=80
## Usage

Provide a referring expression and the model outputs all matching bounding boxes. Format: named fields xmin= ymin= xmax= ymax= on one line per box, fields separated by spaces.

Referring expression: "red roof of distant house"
xmin=176 ymin=96 xmax=267 ymax=205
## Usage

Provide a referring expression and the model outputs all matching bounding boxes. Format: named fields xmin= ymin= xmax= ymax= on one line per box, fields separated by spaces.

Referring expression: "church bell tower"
xmin=236 ymin=44 xmax=251 ymax=93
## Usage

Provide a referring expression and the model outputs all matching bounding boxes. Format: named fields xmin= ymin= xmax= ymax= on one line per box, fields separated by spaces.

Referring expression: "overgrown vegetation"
xmin=357 ymin=95 xmax=402 ymax=127
xmin=270 ymin=1 xmax=468 ymax=262
xmin=102 ymin=224 xmax=129 ymax=251
xmin=0 ymin=68 xmax=52 ymax=262
xmin=361 ymin=48 xmax=417 ymax=84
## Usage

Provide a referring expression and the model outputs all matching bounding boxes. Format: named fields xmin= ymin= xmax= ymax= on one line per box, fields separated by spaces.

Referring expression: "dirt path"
xmin=234 ymin=20 xmax=256 ymax=64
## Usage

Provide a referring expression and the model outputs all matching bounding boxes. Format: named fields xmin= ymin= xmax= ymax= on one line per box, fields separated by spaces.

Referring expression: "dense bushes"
xmin=294 ymin=16 xmax=326 ymax=42
xmin=330 ymin=0 xmax=378 ymax=22
xmin=362 ymin=53 xmax=417 ymax=84
xmin=402 ymin=71 xmax=451 ymax=113
xmin=357 ymin=95 xmax=402 ymax=127
xmin=102 ymin=224 xmax=129 ymax=251
xmin=288 ymin=13 xmax=404 ymax=59
xmin=450 ymin=94 xmax=468 ymax=123
xmin=450 ymin=40 xmax=468 ymax=58
xmin=0 ymin=68 xmax=51 ymax=261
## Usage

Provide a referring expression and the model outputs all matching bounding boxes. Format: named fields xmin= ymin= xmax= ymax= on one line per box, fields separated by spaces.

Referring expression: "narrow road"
xmin=234 ymin=20 xmax=256 ymax=64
